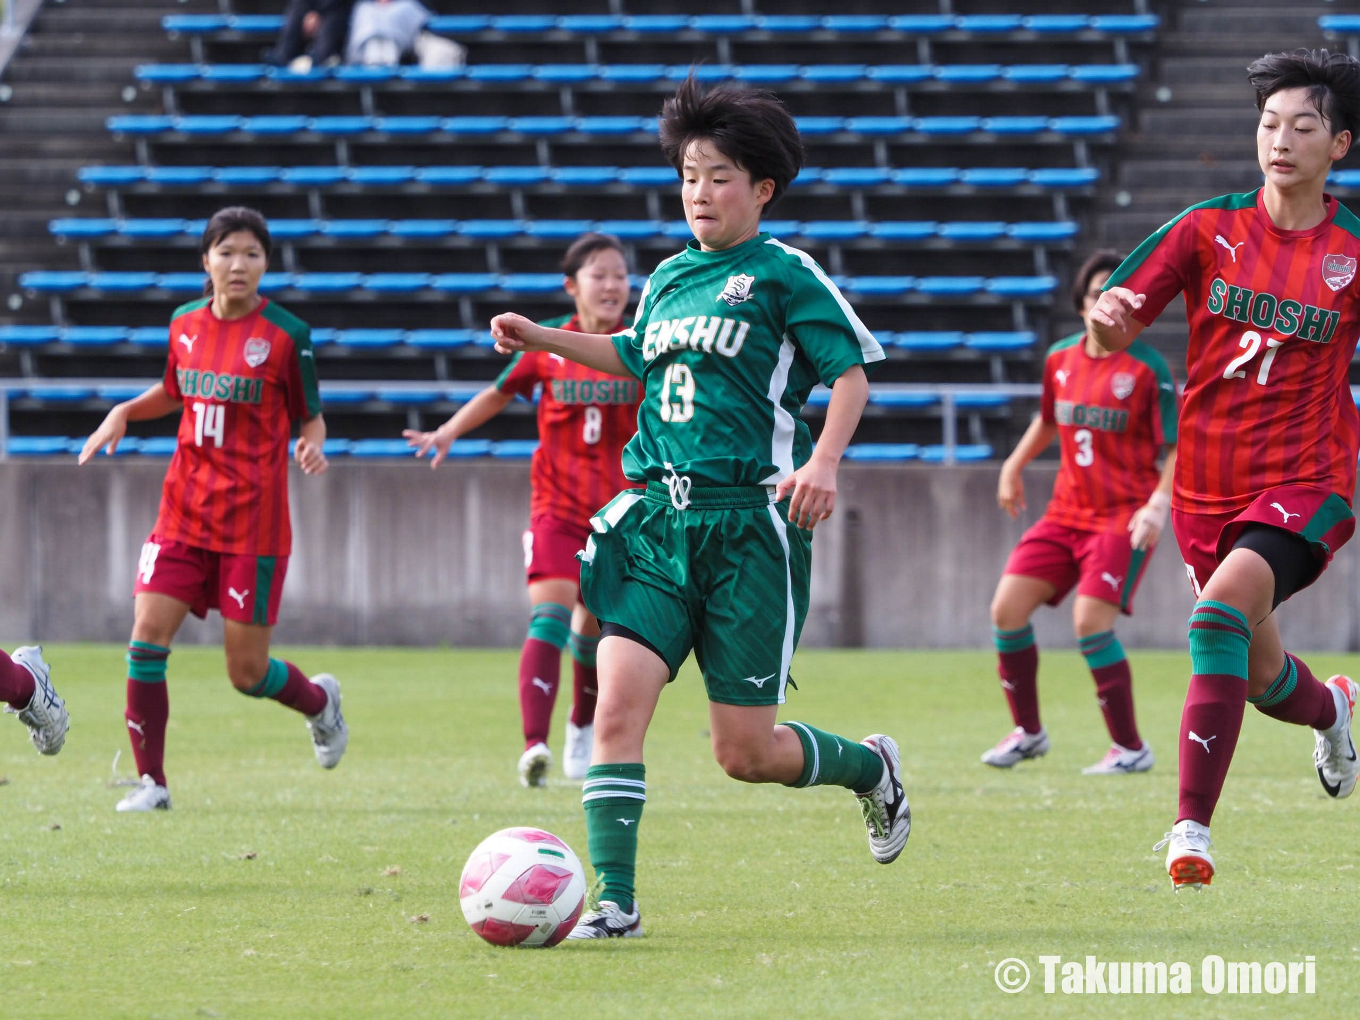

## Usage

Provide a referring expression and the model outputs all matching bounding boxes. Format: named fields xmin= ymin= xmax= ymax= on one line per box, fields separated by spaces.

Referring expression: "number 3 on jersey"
xmin=1074 ymin=428 xmax=1094 ymax=467
xmin=192 ymin=401 xmax=225 ymax=448
xmin=660 ymin=363 xmax=695 ymax=423
xmin=1222 ymin=330 xmax=1283 ymax=386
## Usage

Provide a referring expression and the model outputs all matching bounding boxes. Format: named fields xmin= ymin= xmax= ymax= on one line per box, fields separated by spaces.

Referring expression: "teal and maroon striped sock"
xmin=1178 ymin=600 xmax=1251 ymax=825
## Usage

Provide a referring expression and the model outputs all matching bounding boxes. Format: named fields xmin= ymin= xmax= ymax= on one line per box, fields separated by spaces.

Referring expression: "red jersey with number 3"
xmin=156 ymin=297 xmax=321 ymax=556
xmin=1040 ymin=332 xmax=1178 ymax=533
xmin=1107 ymin=188 xmax=1360 ymax=514
xmin=495 ymin=314 xmax=642 ymax=526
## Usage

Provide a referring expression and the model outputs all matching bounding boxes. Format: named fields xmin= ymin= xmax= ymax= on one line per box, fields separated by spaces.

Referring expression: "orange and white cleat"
xmin=1314 ymin=676 xmax=1359 ymax=800
xmin=1154 ymin=820 xmax=1214 ymax=891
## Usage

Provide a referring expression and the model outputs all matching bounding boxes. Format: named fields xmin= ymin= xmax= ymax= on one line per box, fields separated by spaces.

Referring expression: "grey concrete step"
xmin=1179 ymin=8 xmax=1331 ymax=35
xmin=1117 ymin=160 xmax=1266 ymax=191
xmin=1138 ymin=107 xmax=1261 ymax=137
xmin=0 ymin=109 xmax=128 ymax=132
xmin=6 ymin=57 xmax=155 ymax=83
xmin=0 ymin=81 xmax=144 ymax=107
xmin=20 ymin=33 xmax=185 ymax=58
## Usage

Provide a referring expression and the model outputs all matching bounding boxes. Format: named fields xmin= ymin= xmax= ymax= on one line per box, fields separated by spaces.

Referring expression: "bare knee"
xmin=991 ymin=592 xmax=1030 ymax=633
xmin=712 ymin=739 xmax=776 ymax=783
xmin=225 ymin=651 xmax=270 ymax=693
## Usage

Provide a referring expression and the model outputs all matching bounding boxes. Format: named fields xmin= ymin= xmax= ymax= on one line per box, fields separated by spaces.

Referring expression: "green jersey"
xmin=611 ymin=232 xmax=884 ymax=487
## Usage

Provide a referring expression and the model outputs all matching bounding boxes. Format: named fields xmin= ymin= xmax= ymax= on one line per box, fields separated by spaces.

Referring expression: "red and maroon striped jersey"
xmin=1040 ymin=332 xmax=1178 ymax=532
xmin=495 ymin=314 xmax=642 ymax=526
xmin=155 ymin=297 xmax=321 ymax=556
xmin=1108 ymin=188 xmax=1360 ymax=514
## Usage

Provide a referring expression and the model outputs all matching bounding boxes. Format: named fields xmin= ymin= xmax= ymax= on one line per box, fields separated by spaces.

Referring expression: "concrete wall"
xmin=3 ymin=460 xmax=1358 ymax=650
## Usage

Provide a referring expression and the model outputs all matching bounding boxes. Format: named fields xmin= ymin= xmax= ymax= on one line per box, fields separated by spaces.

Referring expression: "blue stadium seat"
xmin=442 ymin=116 xmax=509 ymax=134
xmin=431 ymin=274 xmax=498 ymax=293
xmin=175 ymin=115 xmax=243 ymax=134
xmin=1050 ymin=115 xmax=1120 ymax=135
xmin=662 ymin=220 xmax=696 ymax=239
xmin=162 ymin=14 xmax=227 ymax=33
xmin=1028 ymin=167 xmax=1099 ymax=187
xmin=333 ymin=65 xmax=399 ymax=82
xmin=156 ymin=272 xmax=209 ymax=291
xmin=735 ymin=65 xmax=800 ymax=83
xmin=231 ymin=15 xmax=285 ymax=33
xmin=894 ymin=332 xmax=964 ymax=352
xmin=869 ymin=221 xmax=936 ymax=240
xmin=557 ymin=15 xmax=624 ymax=33
xmin=0 ymin=325 xmax=61 ymax=345
xmin=622 ymin=15 xmax=687 ymax=32
xmin=618 ymin=166 xmax=676 ymax=186
xmin=491 ymin=16 xmax=554 ymax=33
xmin=799 ymin=221 xmax=867 ymax=241
xmin=938 ymin=221 xmax=1006 ymax=240
xmin=892 ymin=168 xmax=960 ymax=186
xmin=348 ymin=166 xmax=417 ymax=184
xmin=128 ymin=326 xmax=169 ymax=346
xmin=272 ymin=65 xmax=330 ymax=82
xmin=956 ymin=15 xmax=1023 ymax=33
xmin=339 ymin=329 xmax=404 ymax=348
xmin=867 ymin=65 xmax=933 ymax=83
xmin=492 ymin=440 xmax=539 ymax=458
xmin=914 ymin=117 xmax=982 ymax=135
xmin=21 ymin=271 xmax=88 ymax=291
xmin=691 ymin=14 xmax=756 ymax=32
xmin=793 ymin=117 xmax=844 ymax=135
xmin=762 ymin=220 xmax=802 ymax=237
xmin=534 ymin=64 xmax=597 ymax=83
xmin=122 ymin=219 xmax=187 ymax=237
xmin=243 ymin=116 xmax=309 ymax=135
xmin=1089 ymin=15 xmax=1159 ymax=33
xmin=309 ymin=328 xmax=338 ymax=346
xmin=96 ymin=384 xmax=148 ymax=401
xmin=597 ymin=219 xmax=663 ymax=239
xmin=934 ymin=64 xmax=1003 ymax=82
xmin=986 ymin=276 xmax=1057 ymax=296
xmin=321 ymin=439 xmax=353 ymax=457
xmin=526 ymin=219 xmax=594 ymax=239
xmin=91 ymin=272 xmax=158 ymax=291
xmin=918 ymin=444 xmax=994 ymax=462
xmin=598 ymin=64 xmax=666 ymax=82
xmin=320 ymin=389 xmax=376 ymax=406
xmin=1003 ymin=65 xmax=1068 ymax=83
xmin=457 ymin=220 xmax=523 ymax=238
xmin=845 ymin=116 xmax=911 ymax=136
xmin=50 ymin=218 xmax=118 ymax=237
xmin=136 ymin=64 xmax=200 ymax=83
xmin=846 ymin=277 xmax=914 ymax=296
xmin=260 ymin=272 xmax=293 ymax=291
xmin=203 ymin=64 xmax=268 ymax=82
xmin=146 ymin=166 xmax=214 ymax=185
xmin=1069 ymin=64 xmax=1140 ymax=83
xmin=427 ymin=15 xmax=492 ymax=33
xmin=107 ymin=115 xmax=174 ymax=134
xmin=268 ymin=219 xmax=323 ymax=238
xmin=577 ymin=116 xmax=650 ymax=134
xmin=374 ymin=117 xmax=441 ymax=137
xmin=293 ymin=272 xmax=362 ymax=291
xmin=953 ymin=393 xmax=1013 ymax=409
xmin=916 ymin=276 xmax=985 ymax=296
xmin=868 ymin=392 xmax=939 ymax=408
xmin=66 ymin=326 xmax=132 ymax=346
xmin=1008 ymin=222 xmax=1078 ymax=241
xmin=281 ymin=166 xmax=347 ymax=184
xmin=389 ymin=220 xmax=458 ymax=238
xmin=364 ymin=274 xmax=432 ymax=293
xmin=8 ymin=437 xmax=71 ymax=456
xmin=309 ymin=116 xmax=372 ymax=135
xmin=821 ymin=15 xmax=889 ymax=32
xmin=507 ymin=117 xmax=573 ymax=135
xmin=981 ymin=117 xmax=1048 ymax=135
xmin=214 ymin=166 xmax=281 ymax=184
xmin=671 ymin=64 xmax=736 ymax=81
xmin=407 ymin=329 xmax=482 ymax=349
xmin=822 ymin=167 xmax=893 ymax=187
xmin=756 ymin=15 xmax=820 ymax=32
xmin=843 ymin=444 xmax=919 ymax=461
xmin=468 ymin=64 xmax=534 ymax=82
xmin=801 ymin=65 xmax=868 ymax=83
xmin=79 ymin=166 xmax=146 ymax=185
xmin=351 ymin=439 xmax=412 ymax=457
xmin=483 ymin=166 xmax=552 ymax=185
xmin=1022 ymin=15 xmax=1089 ymax=33
xmin=377 ymin=389 xmax=445 ymax=405
xmin=416 ymin=166 xmax=483 ymax=185
xmin=959 ymin=168 xmax=1029 ymax=187
xmin=552 ymin=166 xmax=619 ymax=186
xmin=322 ymin=219 xmax=388 ymax=238
xmin=501 ymin=273 xmax=568 ymax=293
xmin=886 ymin=15 xmax=953 ymax=32
xmin=25 ymin=386 xmax=95 ymax=402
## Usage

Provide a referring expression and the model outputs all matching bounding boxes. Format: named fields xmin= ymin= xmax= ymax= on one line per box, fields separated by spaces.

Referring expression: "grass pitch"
xmin=2 ymin=645 xmax=1358 ymax=1019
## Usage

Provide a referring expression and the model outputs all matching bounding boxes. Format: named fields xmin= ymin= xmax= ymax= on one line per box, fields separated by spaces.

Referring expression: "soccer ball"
xmin=459 ymin=827 xmax=587 ymax=947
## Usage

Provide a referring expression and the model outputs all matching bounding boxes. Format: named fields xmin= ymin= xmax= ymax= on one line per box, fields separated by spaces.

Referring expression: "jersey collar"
xmin=683 ymin=231 xmax=771 ymax=262
xmin=1256 ymin=186 xmax=1339 ymax=240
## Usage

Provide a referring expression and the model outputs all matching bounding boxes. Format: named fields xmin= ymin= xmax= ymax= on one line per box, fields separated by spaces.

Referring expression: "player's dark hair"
xmin=1071 ymin=249 xmax=1124 ymax=314
xmin=199 ymin=206 xmax=271 ymax=296
xmin=658 ymin=72 xmax=804 ymax=207
xmin=562 ymin=232 xmax=627 ymax=277
xmin=1248 ymin=49 xmax=1360 ymax=140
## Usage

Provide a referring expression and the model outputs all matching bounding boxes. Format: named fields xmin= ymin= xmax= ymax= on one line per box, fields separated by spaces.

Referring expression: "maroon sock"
xmin=518 ymin=637 xmax=561 ymax=748
xmin=1252 ymin=652 xmax=1337 ymax=729
xmin=126 ymin=678 xmax=169 ymax=787
xmin=570 ymin=659 xmax=598 ymax=727
xmin=274 ymin=661 xmax=328 ymax=716
xmin=0 ymin=649 xmax=36 ymax=709
xmin=997 ymin=646 xmax=1041 ymax=733
xmin=1178 ymin=674 xmax=1246 ymax=826
xmin=1092 ymin=661 xmax=1143 ymax=749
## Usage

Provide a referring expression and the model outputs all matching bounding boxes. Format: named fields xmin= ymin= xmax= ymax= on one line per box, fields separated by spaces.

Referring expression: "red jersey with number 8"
xmin=1107 ymin=188 xmax=1360 ymax=514
xmin=156 ymin=297 xmax=321 ymax=556
xmin=495 ymin=314 xmax=642 ymax=526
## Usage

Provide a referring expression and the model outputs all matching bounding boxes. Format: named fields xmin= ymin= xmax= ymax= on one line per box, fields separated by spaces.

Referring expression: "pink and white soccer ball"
xmin=459 ymin=827 xmax=587 ymax=947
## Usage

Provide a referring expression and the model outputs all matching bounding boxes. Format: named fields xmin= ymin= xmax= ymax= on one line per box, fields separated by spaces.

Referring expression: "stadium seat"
xmin=953 ymin=393 xmax=1013 ymax=409
xmin=65 ymin=326 xmax=132 ymax=346
xmin=868 ymin=392 xmax=940 ymax=408
xmin=214 ymin=166 xmax=281 ymax=184
xmin=915 ymin=276 xmax=985 ymax=296
xmin=376 ymin=389 xmax=445 ymax=405
xmin=894 ymin=332 xmax=964 ymax=352
xmin=406 ymin=329 xmax=482 ymax=349
xmin=25 ymin=386 xmax=95 ymax=403
xmin=967 ymin=332 xmax=1038 ymax=352
xmin=138 ymin=437 xmax=180 ymax=456
xmin=243 ymin=116 xmax=309 ymax=135
xmin=501 ymin=273 xmax=569 ymax=293
xmin=293 ymin=272 xmax=362 ymax=291
xmin=0 ymin=325 xmax=62 ymax=345
xmin=389 ymin=220 xmax=458 ymax=238
xmin=350 ymin=439 xmax=412 ymax=457
xmin=322 ymin=220 xmax=388 ymax=238
xmin=50 ymin=218 xmax=118 ymax=237
xmin=457 ymin=220 xmax=523 ymax=239
xmin=492 ymin=440 xmax=539 ymax=458
xmin=363 ymin=274 xmax=431 ymax=293
xmin=918 ymin=444 xmax=995 ymax=462
xmin=432 ymin=274 xmax=498 ymax=293
xmin=843 ymin=444 xmax=919 ymax=462
xmin=7 ymin=437 xmax=71 ymax=456
xmin=986 ymin=276 xmax=1058 ymax=296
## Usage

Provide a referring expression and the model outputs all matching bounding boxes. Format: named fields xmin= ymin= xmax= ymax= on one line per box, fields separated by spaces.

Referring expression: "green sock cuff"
xmin=1079 ymin=630 xmax=1126 ymax=670
xmin=582 ymin=762 xmax=646 ymax=803
xmin=783 ymin=722 xmax=884 ymax=793
xmin=1187 ymin=600 xmax=1252 ymax=681
xmin=993 ymin=624 xmax=1035 ymax=653
xmin=1249 ymin=655 xmax=1298 ymax=707
xmin=527 ymin=603 xmax=571 ymax=649
xmin=126 ymin=641 xmax=171 ymax=683
xmin=569 ymin=631 xmax=599 ymax=667
xmin=245 ymin=658 xmax=288 ymax=699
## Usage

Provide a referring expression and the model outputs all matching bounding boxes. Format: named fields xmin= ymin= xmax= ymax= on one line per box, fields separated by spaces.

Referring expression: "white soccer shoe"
xmin=1314 ymin=675 xmax=1359 ymax=799
xmin=563 ymin=720 xmax=593 ymax=780
xmin=1082 ymin=741 xmax=1154 ymax=775
xmin=518 ymin=741 xmax=551 ymax=788
xmin=306 ymin=673 xmax=347 ymax=769
xmin=6 ymin=645 xmax=67 ymax=755
xmin=981 ymin=726 xmax=1049 ymax=768
xmin=1153 ymin=820 xmax=1214 ymax=891
xmin=116 ymin=774 xmax=171 ymax=812
xmin=857 ymin=734 xmax=911 ymax=864
xmin=565 ymin=899 xmax=643 ymax=940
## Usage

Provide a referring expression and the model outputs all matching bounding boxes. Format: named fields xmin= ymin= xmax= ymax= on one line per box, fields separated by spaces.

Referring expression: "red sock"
xmin=1178 ymin=674 xmax=1246 ymax=826
xmin=1092 ymin=661 xmax=1143 ymax=749
xmin=1252 ymin=653 xmax=1337 ymax=728
xmin=274 ymin=661 xmax=327 ymax=716
xmin=571 ymin=659 xmax=598 ymax=727
xmin=997 ymin=646 xmax=1041 ymax=734
xmin=518 ymin=637 xmax=561 ymax=748
xmin=0 ymin=649 xmax=36 ymax=709
xmin=126 ymin=679 xmax=169 ymax=787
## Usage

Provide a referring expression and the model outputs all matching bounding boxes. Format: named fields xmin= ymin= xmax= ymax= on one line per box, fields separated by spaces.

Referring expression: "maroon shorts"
xmin=522 ymin=515 xmax=591 ymax=585
xmin=133 ymin=533 xmax=288 ymax=626
xmin=1171 ymin=486 xmax=1355 ymax=598
xmin=1002 ymin=517 xmax=1152 ymax=615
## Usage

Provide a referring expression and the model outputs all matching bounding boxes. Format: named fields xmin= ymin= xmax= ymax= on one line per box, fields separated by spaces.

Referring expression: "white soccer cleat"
xmin=565 ymin=899 xmax=643 ymax=940
xmin=563 ymin=720 xmax=593 ymax=780
xmin=518 ymin=741 xmax=551 ymax=788
xmin=981 ymin=726 xmax=1049 ymax=768
xmin=306 ymin=673 xmax=347 ymax=769
xmin=116 ymin=774 xmax=171 ymax=812
xmin=1314 ymin=675 xmax=1359 ymax=799
xmin=857 ymin=734 xmax=910 ymax=864
xmin=6 ymin=645 xmax=67 ymax=755
xmin=1082 ymin=741 xmax=1154 ymax=775
xmin=1153 ymin=819 xmax=1214 ymax=891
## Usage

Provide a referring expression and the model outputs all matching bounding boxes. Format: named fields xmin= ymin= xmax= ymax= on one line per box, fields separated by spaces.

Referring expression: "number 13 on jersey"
xmin=660 ymin=363 xmax=695 ymax=423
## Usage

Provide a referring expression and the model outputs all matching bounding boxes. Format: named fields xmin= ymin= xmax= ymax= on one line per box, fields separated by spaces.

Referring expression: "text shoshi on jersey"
xmin=1205 ymin=278 xmax=1340 ymax=344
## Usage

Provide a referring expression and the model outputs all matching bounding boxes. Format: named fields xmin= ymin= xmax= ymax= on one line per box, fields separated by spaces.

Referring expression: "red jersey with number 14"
xmin=1107 ymin=189 xmax=1360 ymax=514
xmin=495 ymin=314 xmax=643 ymax=526
xmin=1040 ymin=332 xmax=1178 ymax=533
xmin=156 ymin=297 xmax=321 ymax=556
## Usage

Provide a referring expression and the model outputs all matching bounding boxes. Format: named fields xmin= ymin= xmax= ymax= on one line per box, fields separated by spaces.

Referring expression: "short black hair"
xmin=561 ymin=232 xmax=627 ymax=277
xmin=1248 ymin=48 xmax=1360 ymax=139
xmin=658 ymin=72 xmax=804 ymax=207
xmin=199 ymin=206 xmax=271 ymax=295
xmin=1071 ymin=249 xmax=1123 ymax=314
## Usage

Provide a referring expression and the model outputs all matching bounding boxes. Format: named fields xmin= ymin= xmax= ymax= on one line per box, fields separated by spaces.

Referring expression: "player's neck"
xmin=211 ymin=292 xmax=263 ymax=320
xmin=1262 ymin=181 xmax=1330 ymax=232
xmin=1082 ymin=334 xmax=1113 ymax=359
xmin=576 ymin=311 xmax=613 ymax=335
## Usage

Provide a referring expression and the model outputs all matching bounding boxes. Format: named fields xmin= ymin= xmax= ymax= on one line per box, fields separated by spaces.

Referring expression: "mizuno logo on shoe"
xmin=1188 ymin=731 xmax=1216 ymax=753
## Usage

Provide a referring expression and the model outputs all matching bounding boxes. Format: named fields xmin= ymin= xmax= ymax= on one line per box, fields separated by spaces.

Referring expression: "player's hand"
xmin=775 ymin=454 xmax=837 ymax=530
xmin=78 ymin=406 xmax=129 ymax=464
xmin=490 ymin=313 xmax=544 ymax=355
xmin=294 ymin=435 xmax=328 ymax=475
xmin=997 ymin=462 xmax=1025 ymax=519
xmin=1088 ymin=286 xmax=1146 ymax=333
xmin=403 ymin=424 xmax=456 ymax=469
xmin=1128 ymin=491 xmax=1171 ymax=551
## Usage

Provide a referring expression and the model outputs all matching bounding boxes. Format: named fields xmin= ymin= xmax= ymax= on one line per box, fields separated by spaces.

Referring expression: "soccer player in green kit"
xmin=490 ymin=75 xmax=910 ymax=939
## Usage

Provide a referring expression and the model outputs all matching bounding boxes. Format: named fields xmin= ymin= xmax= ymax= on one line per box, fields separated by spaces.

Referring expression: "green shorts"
xmin=580 ymin=482 xmax=812 ymax=706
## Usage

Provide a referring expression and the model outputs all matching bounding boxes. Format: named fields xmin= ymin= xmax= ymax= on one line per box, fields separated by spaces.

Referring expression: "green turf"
xmin=2 ymin=645 xmax=1358 ymax=1019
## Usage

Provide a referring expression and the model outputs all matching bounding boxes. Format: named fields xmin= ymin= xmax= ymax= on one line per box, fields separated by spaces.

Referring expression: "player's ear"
xmin=201 ymin=250 xmax=211 ymax=274
xmin=753 ymin=176 xmax=775 ymax=208
xmin=563 ymin=275 xmax=580 ymax=298
xmin=1331 ymin=128 xmax=1352 ymax=163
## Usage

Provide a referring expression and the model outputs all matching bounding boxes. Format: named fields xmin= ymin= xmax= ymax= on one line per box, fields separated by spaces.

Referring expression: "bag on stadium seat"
xmin=415 ymin=32 xmax=466 ymax=70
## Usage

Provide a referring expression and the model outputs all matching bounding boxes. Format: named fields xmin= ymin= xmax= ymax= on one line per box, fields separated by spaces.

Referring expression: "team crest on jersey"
xmin=1322 ymin=254 xmax=1356 ymax=292
xmin=1111 ymin=372 xmax=1136 ymax=400
xmin=243 ymin=337 xmax=271 ymax=368
xmin=717 ymin=273 xmax=756 ymax=306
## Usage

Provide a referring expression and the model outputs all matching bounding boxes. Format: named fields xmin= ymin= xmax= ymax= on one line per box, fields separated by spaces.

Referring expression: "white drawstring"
xmin=662 ymin=461 xmax=692 ymax=510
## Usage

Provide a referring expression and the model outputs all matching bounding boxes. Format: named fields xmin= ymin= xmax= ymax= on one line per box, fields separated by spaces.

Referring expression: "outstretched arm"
xmin=402 ymin=385 xmax=515 ymax=469
xmin=78 ymin=382 xmax=182 ymax=463
xmin=490 ymin=313 xmax=632 ymax=377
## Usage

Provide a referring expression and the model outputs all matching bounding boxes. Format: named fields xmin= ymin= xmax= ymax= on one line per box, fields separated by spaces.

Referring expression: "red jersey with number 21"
xmin=156 ymin=297 xmax=321 ymax=556
xmin=1107 ymin=189 xmax=1360 ymax=514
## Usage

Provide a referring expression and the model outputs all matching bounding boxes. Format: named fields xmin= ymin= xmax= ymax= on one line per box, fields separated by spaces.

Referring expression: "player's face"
xmin=202 ymin=229 xmax=267 ymax=304
xmin=1080 ymin=270 xmax=1112 ymax=335
xmin=681 ymin=140 xmax=775 ymax=251
xmin=565 ymin=247 xmax=629 ymax=329
xmin=1257 ymin=87 xmax=1352 ymax=192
